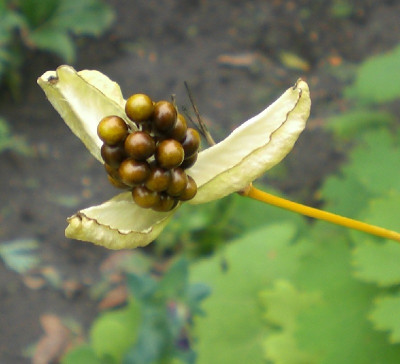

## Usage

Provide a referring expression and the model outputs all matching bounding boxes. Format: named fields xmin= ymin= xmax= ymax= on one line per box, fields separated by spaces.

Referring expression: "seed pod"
xmin=155 ymin=139 xmax=184 ymax=169
xmin=181 ymin=128 xmax=200 ymax=158
xmin=132 ymin=186 xmax=160 ymax=208
xmin=97 ymin=115 xmax=128 ymax=146
xmin=178 ymin=175 xmax=197 ymax=201
xmin=118 ymin=158 xmax=150 ymax=186
xmin=125 ymin=94 xmax=154 ymax=122
xmin=180 ymin=152 xmax=198 ymax=169
xmin=166 ymin=168 xmax=188 ymax=196
xmin=168 ymin=113 xmax=187 ymax=141
xmin=101 ymin=144 xmax=125 ymax=168
xmin=153 ymin=101 xmax=177 ymax=133
xmin=124 ymin=131 xmax=156 ymax=161
xmin=145 ymin=167 xmax=171 ymax=192
xmin=152 ymin=193 xmax=177 ymax=212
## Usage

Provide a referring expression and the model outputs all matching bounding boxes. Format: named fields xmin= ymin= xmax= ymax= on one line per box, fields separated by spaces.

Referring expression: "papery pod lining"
xmin=65 ymin=192 xmax=177 ymax=249
xmin=189 ymin=80 xmax=311 ymax=204
xmin=37 ymin=65 xmax=131 ymax=163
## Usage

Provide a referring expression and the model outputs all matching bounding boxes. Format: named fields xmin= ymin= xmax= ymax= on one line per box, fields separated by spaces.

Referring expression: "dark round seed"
xmin=180 ymin=152 xmax=198 ymax=169
xmin=168 ymin=113 xmax=187 ymax=141
xmin=101 ymin=144 xmax=125 ymax=168
xmin=124 ymin=131 xmax=156 ymax=160
xmin=178 ymin=175 xmax=197 ymax=201
xmin=125 ymin=94 xmax=154 ymax=122
xmin=167 ymin=168 xmax=188 ymax=196
xmin=107 ymin=175 xmax=129 ymax=189
xmin=153 ymin=101 xmax=177 ymax=133
xmin=182 ymin=128 xmax=201 ymax=158
xmin=104 ymin=163 xmax=120 ymax=180
xmin=132 ymin=186 xmax=160 ymax=208
xmin=97 ymin=115 xmax=128 ymax=146
xmin=155 ymin=139 xmax=184 ymax=169
xmin=145 ymin=167 xmax=171 ymax=192
xmin=118 ymin=158 xmax=150 ymax=186
xmin=152 ymin=194 xmax=178 ymax=212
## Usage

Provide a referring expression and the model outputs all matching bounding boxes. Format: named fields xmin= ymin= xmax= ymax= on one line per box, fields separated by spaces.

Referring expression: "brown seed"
xmin=107 ymin=175 xmax=129 ymax=189
xmin=178 ymin=175 xmax=197 ymax=201
xmin=167 ymin=168 xmax=188 ymax=196
xmin=118 ymin=158 xmax=150 ymax=186
xmin=104 ymin=163 xmax=120 ymax=180
xmin=125 ymin=94 xmax=154 ymax=122
xmin=97 ymin=116 xmax=128 ymax=146
xmin=101 ymin=144 xmax=125 ymax=168
xmin=152 ymin=194 xmax=178 ymax=212
xmin=153 ymin=101 xmax=177 ymax=133
xmin=182 ymin=128 xmax=201 ymax=158
xmin=155 ymin=139 xmax=184 ymax=169
xmin=132 ymin=186 xmax=160 ymax=208
xmin=124 ymin=131 xmax=156 ymax=160
xmin=145 ymin=167 xmax=171 ymax=192
xmin=168 ymin=113 xmax=187 ymax=141
xmin=180 ymin=152 xmax=198 ymax=169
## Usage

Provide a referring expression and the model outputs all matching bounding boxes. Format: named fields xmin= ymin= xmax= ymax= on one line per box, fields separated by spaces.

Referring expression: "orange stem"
xmin=242 ymin=185 xmax=400 ymax=243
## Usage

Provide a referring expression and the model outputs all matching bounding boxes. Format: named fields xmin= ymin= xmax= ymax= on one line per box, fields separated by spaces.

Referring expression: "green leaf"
xmin=344 ymin=130 xmax=400 ymax=195
xmin=28 ymin=29 xmax=75 ymax=62
xmin=326 ymin=109 xmax=395 ymax=139
xmin=351 ymin=192 xmax=400 ymax=286
xmin=90 ymin=301 xmax=141 ymax=363
xmin=190 ymin=223 xmax=309 ymax=364
xmin=61 ymin=345 xmax=103 ymax=364
xmin=370 ymin=294 xmax=400 ymax=343
xmin=320 ymin=173 xmax=370 ymax=218
xmin=158 ymin=259 xmax=188 ymax=298
xmin=0 ymin=238 xmax=40 ymax=274
xmin=290 ymin=236 xmax=400 ymax=363
xmin=260 ymin=280 xmax=320 ymax=364
xmin=345 ymin=44 xmax=400 ymax=103
xmin=19 ymin=0 xmax=60 ymax=27
xmin=52 ymin=0 xmax=115 ymax=36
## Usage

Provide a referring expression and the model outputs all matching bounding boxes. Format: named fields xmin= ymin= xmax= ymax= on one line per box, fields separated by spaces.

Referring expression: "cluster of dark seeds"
xmin=97 ymin=94 xmax=200 ymax=212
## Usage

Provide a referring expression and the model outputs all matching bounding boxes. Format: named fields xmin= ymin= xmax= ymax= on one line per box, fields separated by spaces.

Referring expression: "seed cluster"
xmin=97 ymin=94 xmax=200 ymax=212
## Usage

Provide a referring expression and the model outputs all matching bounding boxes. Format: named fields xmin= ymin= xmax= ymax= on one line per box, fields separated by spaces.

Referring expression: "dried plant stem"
xmin=243 ymin=184 xmax=400 ymax=243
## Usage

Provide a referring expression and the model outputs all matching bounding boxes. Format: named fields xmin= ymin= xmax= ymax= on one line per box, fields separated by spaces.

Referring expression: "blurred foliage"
xmin=60 ymin=44 xmax=400 ymax=363
xmin=0 ymin=116 xmax=31 ymax=154
xmin=63 ymin=259 xmax=210 ymax=364
xmin=0 ymin=238 xmax=40 ymax=273
xmin=327 ymin=43 xmax=400 ymax=141
xmin=345 ymin=44 xmax=400 ymax=104
xmin=0 ymin=0 xmax=114 ymax=95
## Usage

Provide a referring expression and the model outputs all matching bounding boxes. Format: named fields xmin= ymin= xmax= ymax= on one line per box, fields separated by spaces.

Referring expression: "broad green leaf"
xmin=61 ymin=345 xmax=103 ymax=364
xmin=290 ymin=236 xmax=400 ymax=363
xmin=320 ymin=173 xmax=370 ymax=217
xmin=344 ymin=130 xmax=400 ymax=195
xmin=351 ymin=192 xmax=400 ymax=286
xmin=29 ymin=29 xmax=75 ymax=62
xmin=370 ymin=295 xmax=400 ymax=343
xmin=19 ymin=0 xmax=59 ymax=27
xmin=90 ymin=301 xmax=141 ymax=363
xmin=345 ymin=44 xmax=400 ymax=103
xmin=190 ymin=223 xmax=309 ymax=364
xmin=158 ymin=259 xmax=188 ymax=298
xmin=326 ymin=109 xmax=395 ymax=139
xmin=260 ymin=280 xmax=320 ymax=364
xmin=0 ymin=238 xmax=40 ymax=274
xmin=53 ymin=0 xmax=114 ymax=36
